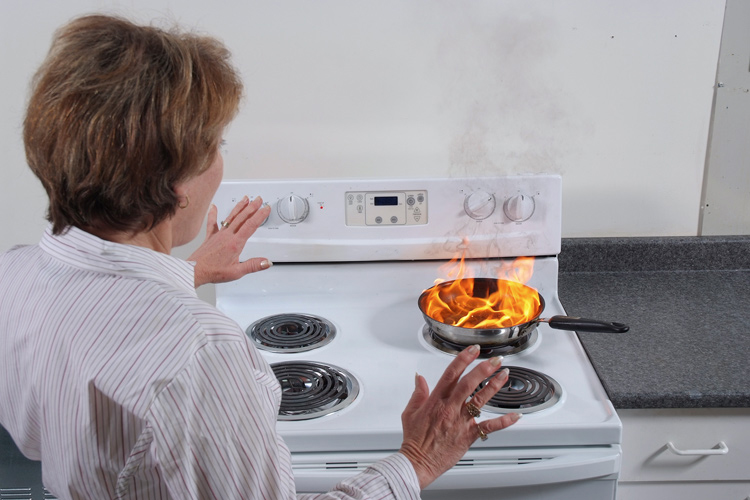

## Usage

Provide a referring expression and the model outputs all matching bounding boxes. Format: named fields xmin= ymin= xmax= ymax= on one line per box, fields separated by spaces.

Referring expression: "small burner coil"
xmin=271 ymin=361 xmax=359 ymax=421
xmin=247 ymin=313 xmax=335 ymax=353
xmin=474 ymin=366 xmax=562 ymax=414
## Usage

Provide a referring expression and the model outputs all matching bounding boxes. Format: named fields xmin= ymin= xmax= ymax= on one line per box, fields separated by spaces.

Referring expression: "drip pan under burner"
xmin=422 ymin=324 xmax=538 ymax=358
xmin=247 ymin=313 xmax=335 ymax=353
xmin=271 ymin=361 xmax=359 ymax=421
xmin=474 ymin=366 xmax=562 ymax=414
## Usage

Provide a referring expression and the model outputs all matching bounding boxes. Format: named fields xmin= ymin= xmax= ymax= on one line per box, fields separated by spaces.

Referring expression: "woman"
xmin=0 ymin=15 xmax=520 ymax=499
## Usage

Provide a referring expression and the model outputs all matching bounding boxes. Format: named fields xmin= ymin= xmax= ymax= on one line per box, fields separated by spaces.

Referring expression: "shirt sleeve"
xmin=147 ymin=340 xmax=421 ymax=500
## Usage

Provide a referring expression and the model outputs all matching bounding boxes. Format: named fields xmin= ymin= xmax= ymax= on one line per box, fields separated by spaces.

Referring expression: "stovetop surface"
xmin=213 ymin=175 xmax=620 ymax=454
xmin=216 ymin=258 xmax=621 ymax=453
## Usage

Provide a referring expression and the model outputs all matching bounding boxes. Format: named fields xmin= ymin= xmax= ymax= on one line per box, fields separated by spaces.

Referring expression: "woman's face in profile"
xmin=172 ymin=145 xmax=225 ymax=247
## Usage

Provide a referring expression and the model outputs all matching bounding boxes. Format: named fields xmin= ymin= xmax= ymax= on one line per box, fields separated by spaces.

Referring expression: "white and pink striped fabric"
xmin=0 ymin=226 xmax=420 ymax=500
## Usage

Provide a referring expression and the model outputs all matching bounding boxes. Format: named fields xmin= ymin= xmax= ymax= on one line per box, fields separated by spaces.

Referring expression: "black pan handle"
xmin=545 ymin=315 xmax=629 ymax=333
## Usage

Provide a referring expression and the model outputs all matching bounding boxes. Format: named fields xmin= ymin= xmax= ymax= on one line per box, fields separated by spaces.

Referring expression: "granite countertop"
xmin=558 ymin=236 xmax=750 ymax=409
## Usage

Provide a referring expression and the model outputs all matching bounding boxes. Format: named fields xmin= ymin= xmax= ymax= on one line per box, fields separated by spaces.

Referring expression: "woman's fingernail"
xmin=489 ymin=356 xmax=504 ymax=367
xmin=512 ymin=412 xmax=522 ymax=422
xmin=260 ymin=259 xmax=273 ymax=269
xmin=242 ymin=195 xmax=249 ymax=202
xmin=468 ymin=344 xmax=480 ymax=354
xmin=415 ymin=372 xmax=420 ymax=388
xmin=498 ymin=367 xmax=510 ymax=378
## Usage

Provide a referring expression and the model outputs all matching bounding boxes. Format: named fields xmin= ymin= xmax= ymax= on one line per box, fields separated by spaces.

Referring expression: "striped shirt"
xmin=0 ymin=226 xmax=420 ymax=500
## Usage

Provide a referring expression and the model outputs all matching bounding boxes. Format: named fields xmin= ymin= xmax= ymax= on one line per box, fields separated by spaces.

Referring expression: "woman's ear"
xmin=177 ymin=194 xmax=190 ymax=209
xmin=173 ymin=184 xmax=190 ymax=209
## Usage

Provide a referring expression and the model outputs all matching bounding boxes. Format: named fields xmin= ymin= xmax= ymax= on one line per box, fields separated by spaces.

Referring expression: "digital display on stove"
xmin=374 ymin=196 xmax=399 ymax=206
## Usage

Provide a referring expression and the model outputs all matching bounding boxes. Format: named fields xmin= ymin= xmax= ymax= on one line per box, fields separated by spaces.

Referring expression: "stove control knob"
xmin=503 ymin=194 xmax=535 ymax=222
xmin=463 ymin=191 xmax=496 ymax=220
xmin=277 ymin=194 xmax=310 ymax=224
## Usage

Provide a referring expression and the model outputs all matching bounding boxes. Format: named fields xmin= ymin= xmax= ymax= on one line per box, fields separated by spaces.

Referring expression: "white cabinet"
xmin=617 ymin=408 xmax=750 ymax=500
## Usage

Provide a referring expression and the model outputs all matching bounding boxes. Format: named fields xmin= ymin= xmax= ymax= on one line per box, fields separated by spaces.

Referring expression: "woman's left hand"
xmin=399 ymin=345 xmax=521 ymax=488
xmin=189 ymin=196 xmax=272 ymax=288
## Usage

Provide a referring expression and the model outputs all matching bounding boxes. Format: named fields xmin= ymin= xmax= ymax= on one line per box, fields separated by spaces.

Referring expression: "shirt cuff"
xmin=369 ymin=452 xmax=421 ymax=500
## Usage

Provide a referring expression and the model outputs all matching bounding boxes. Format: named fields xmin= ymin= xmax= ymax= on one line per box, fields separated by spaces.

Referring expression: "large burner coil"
xmin=271 ymin=361 xmax=359 ymax=421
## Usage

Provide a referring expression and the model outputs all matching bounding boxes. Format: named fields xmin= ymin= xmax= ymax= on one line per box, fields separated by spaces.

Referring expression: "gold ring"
xmin=465 ymin=402 xmax=481 ymax=418
xmin=220 ymin=220 xmax=230 ymax=229
xmin=477 ymin=424 xmax=488 ymax=441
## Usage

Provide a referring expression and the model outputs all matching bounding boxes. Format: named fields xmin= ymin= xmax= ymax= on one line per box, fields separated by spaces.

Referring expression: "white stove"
xmin=213 ymin=175 xmax=622 ymax=499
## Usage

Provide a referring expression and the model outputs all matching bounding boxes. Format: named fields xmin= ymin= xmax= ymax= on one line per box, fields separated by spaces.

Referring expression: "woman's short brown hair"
xmin=23 ymin=14 xmax=243 ymax=235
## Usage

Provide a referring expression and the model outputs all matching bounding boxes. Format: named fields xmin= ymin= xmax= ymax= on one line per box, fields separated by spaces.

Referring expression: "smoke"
xmin=430 ymin=3 xmax=568 ymax=177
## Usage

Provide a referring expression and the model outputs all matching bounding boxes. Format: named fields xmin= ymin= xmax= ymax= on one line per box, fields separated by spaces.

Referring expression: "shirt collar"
xmin=39 ymin=225 xmax=197 ymax=296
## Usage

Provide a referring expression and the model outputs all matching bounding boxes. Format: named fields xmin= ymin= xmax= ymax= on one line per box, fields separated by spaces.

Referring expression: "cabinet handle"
xmin=666 ymin=441 xmax=729 ymax=456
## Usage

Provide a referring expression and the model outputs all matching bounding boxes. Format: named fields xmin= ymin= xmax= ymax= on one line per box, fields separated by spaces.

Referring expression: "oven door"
xmin=291 ymin=445 xmax=621 ymax=499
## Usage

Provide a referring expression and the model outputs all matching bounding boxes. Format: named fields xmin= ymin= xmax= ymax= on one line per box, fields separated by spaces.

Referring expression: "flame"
xmin=424 ymin=253 xmax=540 ymax=329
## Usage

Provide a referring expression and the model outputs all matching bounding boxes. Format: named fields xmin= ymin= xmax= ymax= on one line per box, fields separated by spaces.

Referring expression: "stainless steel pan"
xmin=418 ymin=278 xmax=628 ymax=347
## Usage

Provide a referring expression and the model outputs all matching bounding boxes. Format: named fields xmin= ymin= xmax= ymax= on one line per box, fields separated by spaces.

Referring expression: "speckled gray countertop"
xmin=558 ymin=236 xmax=750 ymax=409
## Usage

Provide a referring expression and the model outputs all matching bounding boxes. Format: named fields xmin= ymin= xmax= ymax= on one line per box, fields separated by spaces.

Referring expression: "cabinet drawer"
xmin=619 ymin=408 xmax=750 ymax=482
xmin=618 ymin=481 xmax=750 ymax=500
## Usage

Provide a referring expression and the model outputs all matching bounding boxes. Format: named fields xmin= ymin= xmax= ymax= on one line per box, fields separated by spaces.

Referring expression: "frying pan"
xmin=418 ymin=278 xmax=628 ymax=347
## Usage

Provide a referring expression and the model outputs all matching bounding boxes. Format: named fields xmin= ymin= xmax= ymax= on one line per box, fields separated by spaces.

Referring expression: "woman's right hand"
xmin=398 ymin=345 xmax=521 ymax=489
xmin=189 ymin=196 xmax=273 ymax=288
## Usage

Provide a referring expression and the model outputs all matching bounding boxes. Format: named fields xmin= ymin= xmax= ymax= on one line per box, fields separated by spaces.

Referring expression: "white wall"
xmin=0 ymin=0 xmax=726 ymax=254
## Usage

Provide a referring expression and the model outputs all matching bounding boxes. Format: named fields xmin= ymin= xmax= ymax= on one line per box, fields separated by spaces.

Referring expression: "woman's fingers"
xmin=482 ymin=412 xmax=522 ymax=434
xmin=235 ymin=199 xmax=271 ymax=237
xmin=431 ymin=346 xmax=515 ymax=408
xmin=403 ymin=373 xmax=430 ymax=415
xmin=235 ymin=257 xmax=273 ymax=276
xmin=205 ymin=204 xmax=220 ymax=237
xmin=219 ymin=195 xmax=250 ymax=229
xmin=453 ymin=356 xmax=506 ymax=404
xmin=222 ymin=196 xmax=270 ymax=237
xmin=468 ymin=367 xmax=521 ymax=439
xmin=467 ymin=366 xmax=510 ymax=408
xmin=430 ymin=344 xmax=480 ymax=398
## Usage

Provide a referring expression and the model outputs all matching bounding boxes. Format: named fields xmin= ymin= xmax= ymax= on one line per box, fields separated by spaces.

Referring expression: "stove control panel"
xmin=345 ymin=190 xmax=427 ymax=226
xmin=213 ymin=175 xmax=561 ymax=262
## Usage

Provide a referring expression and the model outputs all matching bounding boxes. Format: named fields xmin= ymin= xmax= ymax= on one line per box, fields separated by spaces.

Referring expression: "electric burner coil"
xmin=271 ymin=361 xmax=359 ymax=421
xmin=247 ymin=313 xmax=335 ymax=353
